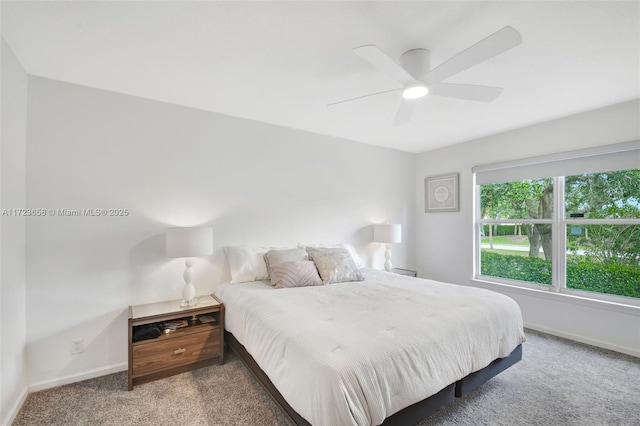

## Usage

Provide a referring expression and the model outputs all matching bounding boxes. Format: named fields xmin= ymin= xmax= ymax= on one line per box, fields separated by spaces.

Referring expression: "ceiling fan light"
xmin=402 ymin=84 xmax=429 ymax=99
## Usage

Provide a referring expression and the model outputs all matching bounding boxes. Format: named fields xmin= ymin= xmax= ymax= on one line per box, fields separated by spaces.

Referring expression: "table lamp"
xmin=166 ymin=227 xmax=213 ymax=307
xmin=374 ymin=223 xmax=402 ymax=272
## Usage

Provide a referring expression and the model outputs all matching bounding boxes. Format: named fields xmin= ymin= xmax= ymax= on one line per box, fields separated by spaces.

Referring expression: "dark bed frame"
xmin=227 ymin=331 xmax=522 ymax=426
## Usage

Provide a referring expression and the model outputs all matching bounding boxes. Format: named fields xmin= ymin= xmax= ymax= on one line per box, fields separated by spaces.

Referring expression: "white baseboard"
xmin=28 ymin=362 xmax=128 ymax=393
xmin=2 ymin=387 xmax=28 ymax=426
xmin=524 ymin=322 xmax=640 ymax=358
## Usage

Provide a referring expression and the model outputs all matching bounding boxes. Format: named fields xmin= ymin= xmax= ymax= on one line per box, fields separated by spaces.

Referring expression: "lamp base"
xmin=384 ymin=244 xmax=393 ymax=272
xmin=180 ymin=298 xmax=198 ymax=308
xmin=180 ymin=261 xmax=197 ymax=308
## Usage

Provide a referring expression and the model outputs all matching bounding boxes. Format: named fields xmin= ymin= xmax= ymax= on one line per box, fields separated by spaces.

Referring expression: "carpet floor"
xmin=13 ymin=329 xmax=640 ymax=426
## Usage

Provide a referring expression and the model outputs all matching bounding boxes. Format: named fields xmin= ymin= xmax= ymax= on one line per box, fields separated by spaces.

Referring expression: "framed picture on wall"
xmin=425 ymin=173 xmax=459 ymax=212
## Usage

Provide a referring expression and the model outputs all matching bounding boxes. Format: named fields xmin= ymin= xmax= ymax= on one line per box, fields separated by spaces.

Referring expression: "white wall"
xmin=1 ymin=38 xmax=29 ymax=424
xmin=25 ymin=76 xmax=416 ymax=387
xmin=13 ymin=59 xmax=639 ymax=401
xmin=416 ymin=99 xmax=640 ymax=356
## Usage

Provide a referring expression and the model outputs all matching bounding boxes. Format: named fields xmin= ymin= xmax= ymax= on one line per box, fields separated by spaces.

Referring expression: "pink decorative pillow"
xmin=264 ymin=248 xmax=309 ymax=285
xmin=270 ymin=261 xmax=322 ymax=289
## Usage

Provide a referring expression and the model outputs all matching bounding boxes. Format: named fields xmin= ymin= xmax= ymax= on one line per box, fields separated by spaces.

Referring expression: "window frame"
xmin=473 ymin=143 xmax=640 ymax=307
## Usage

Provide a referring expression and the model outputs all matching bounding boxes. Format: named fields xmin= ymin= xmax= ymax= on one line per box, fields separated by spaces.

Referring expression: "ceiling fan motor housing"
xmin=399 ymin=48 xmax=430 ymax=79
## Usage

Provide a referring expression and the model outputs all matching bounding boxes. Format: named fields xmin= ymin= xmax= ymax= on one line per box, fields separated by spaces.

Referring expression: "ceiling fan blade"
xmin=353 ymin=45 xmax=416 ymax=86
xmin=429 ymin=83 xmax=504 ymax=102
xmin=327 ymin=88 xmax=401 ymax=107
xmin=424 ymin=26 xmax=522 ymax=84
xmin=393 ymin=100 xmax=416 ymax=125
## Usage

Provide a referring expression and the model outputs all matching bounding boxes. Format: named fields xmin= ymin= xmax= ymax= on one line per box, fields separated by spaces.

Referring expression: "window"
xmin=474 ymin=141 xmax=640 ymax=304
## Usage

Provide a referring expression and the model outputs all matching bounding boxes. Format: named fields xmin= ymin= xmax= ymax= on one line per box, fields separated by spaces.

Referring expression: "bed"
xmin=214 ymin=251 xmax=525 ymax=426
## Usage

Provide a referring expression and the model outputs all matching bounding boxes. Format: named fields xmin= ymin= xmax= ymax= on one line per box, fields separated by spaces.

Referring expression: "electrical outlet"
xmin=71 ymin=338 xmax=84 ymax=355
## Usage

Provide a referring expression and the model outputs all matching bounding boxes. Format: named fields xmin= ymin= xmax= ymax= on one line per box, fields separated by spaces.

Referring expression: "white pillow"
xmin=298 ymin=243 xmax=364 ymax=269
xmin=224 ymin=245 xmax=281 ymax=283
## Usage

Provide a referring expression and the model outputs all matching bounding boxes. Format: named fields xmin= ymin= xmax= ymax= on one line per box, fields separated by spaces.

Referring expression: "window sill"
xmin=470 ymin=277 xmax=640 ymax=316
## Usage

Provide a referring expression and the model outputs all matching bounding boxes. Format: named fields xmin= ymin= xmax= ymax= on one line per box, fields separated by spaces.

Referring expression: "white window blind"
xmin=473 ymin=140 xmax=640 ymax=185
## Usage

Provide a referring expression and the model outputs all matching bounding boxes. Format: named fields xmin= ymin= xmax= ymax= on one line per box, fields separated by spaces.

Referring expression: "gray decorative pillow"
xmin=306 ymin=247 xmax=364 ymax=284
xmin=264 ymin=248 xmax=309 ymax=285
xmin=271 ymin=261 xmax=322 ymax=289
xmin=298 ymin=243 xmax=364 ymax=269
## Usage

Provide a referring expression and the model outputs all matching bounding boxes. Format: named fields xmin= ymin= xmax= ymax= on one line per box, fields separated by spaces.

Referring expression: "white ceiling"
xmin=2 ymin=1 xmax=639 ymax=153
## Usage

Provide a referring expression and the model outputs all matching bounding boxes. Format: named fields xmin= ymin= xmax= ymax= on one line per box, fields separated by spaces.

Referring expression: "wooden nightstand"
xmin=128 ymin=295 xmax=224 ymax=390
xmin=391 ymin=268 xmax=417 ymax=277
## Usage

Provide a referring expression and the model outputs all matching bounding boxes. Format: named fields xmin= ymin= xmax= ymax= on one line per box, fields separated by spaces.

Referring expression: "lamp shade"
xmin=374 ymin=224 xmax=402 ymax=244
xmin=166 ymin=227 xmax=213 ymax=258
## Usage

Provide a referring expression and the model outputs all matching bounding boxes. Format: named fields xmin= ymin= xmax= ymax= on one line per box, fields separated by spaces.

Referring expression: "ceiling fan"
xmin=329 ymin=26 xmax=522 ymax=125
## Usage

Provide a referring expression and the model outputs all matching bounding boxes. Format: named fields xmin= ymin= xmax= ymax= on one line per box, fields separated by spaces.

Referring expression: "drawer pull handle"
xmin=174 ymin=348 xmax=186 ymax=355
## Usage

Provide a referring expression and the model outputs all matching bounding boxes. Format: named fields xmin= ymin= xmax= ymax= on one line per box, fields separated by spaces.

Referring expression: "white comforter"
xmin=214 ymin=268 xmax=525 ymax=426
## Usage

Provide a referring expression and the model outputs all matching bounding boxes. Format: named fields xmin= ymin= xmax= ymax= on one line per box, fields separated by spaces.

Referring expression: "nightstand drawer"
xmin=132 ymin=328 xmax=220 ymax=377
